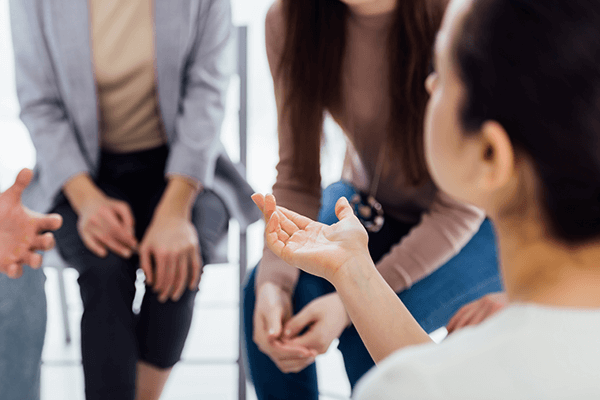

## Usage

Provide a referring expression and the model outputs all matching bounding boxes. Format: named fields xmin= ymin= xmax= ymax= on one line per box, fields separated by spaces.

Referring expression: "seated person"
xmin=8 ymin=0 xmax=259 ymax=399
xmin=253 ymin=0 xmax=600 ymax=397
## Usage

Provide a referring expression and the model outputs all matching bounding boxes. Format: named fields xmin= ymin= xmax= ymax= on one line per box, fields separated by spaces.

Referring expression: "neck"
xmin=346 ymin=0 xmax=397 ymax=16
xmin=494 ymin=215 xmax=600 ymax=309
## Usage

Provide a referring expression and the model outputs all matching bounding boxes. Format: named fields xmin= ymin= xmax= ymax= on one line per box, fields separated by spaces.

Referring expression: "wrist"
xmin=155 ymin=176 xmax=200 ymax=220
xmin=63 ymin=174 xmax=103 ymax=214
xmin=332 ymin=254 xmax=378 ymax=294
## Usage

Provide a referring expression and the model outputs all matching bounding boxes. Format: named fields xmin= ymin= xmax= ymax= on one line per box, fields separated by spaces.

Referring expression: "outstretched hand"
xmin=0 ymin=169 xmax=63 ymax=278
xmin=252 ymin=193 xmax=369 ymax=284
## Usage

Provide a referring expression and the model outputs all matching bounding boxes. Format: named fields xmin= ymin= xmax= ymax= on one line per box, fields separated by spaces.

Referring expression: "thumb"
xmin=5 ymin=169 xmax=33 ymax=201
xmin=283 ymin=306 xmax=317 ymax=340
xmin=335 ymin=197 xmax=355 ymax=221
xmin=264 ymin=306 xmax=284 ymax=340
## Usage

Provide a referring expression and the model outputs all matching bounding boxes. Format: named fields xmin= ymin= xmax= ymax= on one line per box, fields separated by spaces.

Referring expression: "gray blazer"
xmin=9 ymin=0 xmax=261 ymax=231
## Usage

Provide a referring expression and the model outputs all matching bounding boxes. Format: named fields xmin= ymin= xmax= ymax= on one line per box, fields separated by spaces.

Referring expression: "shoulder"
xmin=355 ymin=311 xmax=524 ymax=400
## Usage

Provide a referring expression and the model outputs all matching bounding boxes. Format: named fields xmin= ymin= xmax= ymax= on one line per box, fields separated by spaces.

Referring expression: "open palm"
xmin=253 ymin=194 xmax=369 ymax=282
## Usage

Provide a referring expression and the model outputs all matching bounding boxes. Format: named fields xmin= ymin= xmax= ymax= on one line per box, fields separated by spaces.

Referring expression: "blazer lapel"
xmin=49 ymin=0 xmax=99 ymax=168
xmin=154 ymin=0 xmax=189 ymax=139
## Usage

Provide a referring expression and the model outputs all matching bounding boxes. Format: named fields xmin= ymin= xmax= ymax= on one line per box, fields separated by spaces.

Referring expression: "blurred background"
xmin=0 ymin=0 xmax=352 ymax=398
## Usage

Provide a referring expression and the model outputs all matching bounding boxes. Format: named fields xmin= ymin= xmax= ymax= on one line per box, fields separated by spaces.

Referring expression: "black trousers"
xmin=51 ymin=146 xmax=228 ymax=400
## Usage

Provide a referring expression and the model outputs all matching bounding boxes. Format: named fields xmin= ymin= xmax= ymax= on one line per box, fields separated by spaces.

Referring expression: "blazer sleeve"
xmin=9 ymin=0 xmax=90 ymax=198
xmin=165 ymin=0 xmax=234 ymax=186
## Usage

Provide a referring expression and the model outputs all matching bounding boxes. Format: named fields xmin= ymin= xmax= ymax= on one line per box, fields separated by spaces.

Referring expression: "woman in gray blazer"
xmin=6 ymin=0 xmax=258 ymax=399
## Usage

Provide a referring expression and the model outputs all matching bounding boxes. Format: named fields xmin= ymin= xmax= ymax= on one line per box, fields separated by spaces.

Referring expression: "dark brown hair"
xmin=456 ymin=0 xmax=600 ymax=242
xmin=278 ymin=0 xmax=447 ymax=187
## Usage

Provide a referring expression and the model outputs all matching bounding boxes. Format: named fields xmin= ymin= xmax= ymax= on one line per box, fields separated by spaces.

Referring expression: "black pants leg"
xmin=51 ymin=146 xmax=205 ymax=400
xmin=53 ymin=198 xmax=140 ymax=400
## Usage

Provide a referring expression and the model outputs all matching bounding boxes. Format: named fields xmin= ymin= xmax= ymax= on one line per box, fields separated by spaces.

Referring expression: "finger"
xmin=34 ymin=214 xmax=63 ymax=232
xmin=100 ymin=235 xmax=134 ymax=259
xmin=446 ymin=302 xmax=473 ymax=333
xmin=263 ymin=305 xmax=284 ymax=340
xmin=264 ymin=194 xmax=277 ymax=221
xmin=335 ymin=197 xmax=355 ymax=221
xmin=171 ymin=253 xmax=189 ymax=302
xmin=153 ymin=251 xmax=168 ymax=294
xmin=283 ymin=307 xmax=318 ymax=339
xmin=6 ymin=263 xmax=23 ymax=279
xmin=278 ymin=206 xmax=313 ymax=230
xmin=265 ymin=213 xmax=286 ymax=256
xmin=446 ymin=308 xmax=465 ymax=333
xmin=112 ymin=202 xmax=136 ymax=235
xmin=251 ymin=193 xmax=266 ymax=215
xmin=158 ymin=253 xmax=177 ymax=303
xmin=270 ymin=339 xmax=316 ymax=359
xmin=277 ymin=357 xmax=316 ymax=374
xmin=22 ymin=251 xmax=43 ymax=269
xmin=471 ymin=302 xmax=504 ymax=326
xmin=188 ymin=246 xmax=202 ymax=290
xmin=4 ymin=169 xmax=33 ymax=201
xmin=276 ymin=220 xmax=291 ymax=243
xmin=30 ymin=232 xmax=56 ymax=252
xmin=139 ymin=246 xmax=154 ymax=285
xmin=277 ymin=210 xmax=300 ymax=237
xmin=468 ymin=306 xmax=494 ymax=327
xmin=105 ymin=215 xmax=137 ymax=252
xmin=284 ymin=328 xmax=327 ymax=355
xmin=448 ymin=305 xmax=478 ymax=333
xmin=81 ymin=235 xmax=108 ymax=258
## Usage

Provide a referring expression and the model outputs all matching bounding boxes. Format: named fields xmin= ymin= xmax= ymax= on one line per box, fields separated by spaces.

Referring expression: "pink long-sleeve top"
xmin=256 ymin=1 xmax=485 ymax=294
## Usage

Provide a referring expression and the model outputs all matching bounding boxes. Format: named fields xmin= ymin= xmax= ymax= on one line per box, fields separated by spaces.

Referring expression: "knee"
xmin=76 ymin=252 xmax=134 ymax=292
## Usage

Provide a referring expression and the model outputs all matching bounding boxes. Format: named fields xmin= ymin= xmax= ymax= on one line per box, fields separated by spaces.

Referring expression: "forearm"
xmin=333 ymin=255 xmax=432 ymax=364
xmin=63 ymin=173 xmax=104 ymax=214
xmin=155 ymin=176 xmax=201 ymax=220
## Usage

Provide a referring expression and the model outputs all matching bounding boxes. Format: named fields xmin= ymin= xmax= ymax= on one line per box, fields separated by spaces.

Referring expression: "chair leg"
xmin=56 ymin=264 xmax=72 ymax=344
xmin=238 ymin=230 xmax=248 ymax=400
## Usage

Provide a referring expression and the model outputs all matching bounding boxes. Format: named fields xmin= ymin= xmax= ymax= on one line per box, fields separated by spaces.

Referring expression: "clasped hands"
xmin=252 ymin=193 xmax=370 ymax=373
xmin=71 ymin=178 xmax=201 ymax=303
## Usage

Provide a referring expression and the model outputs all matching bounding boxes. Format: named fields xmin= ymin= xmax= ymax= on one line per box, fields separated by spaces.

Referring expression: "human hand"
xmin=252 ymin=193 xmax=369 ymax=284
xmin=74 ymin=189 xmax=137 ymax=259
xmin=139 ymin=212 xmax=202 ymax=303
xmin=0 ymin=169 xmax=63 ymax=278
xmin=282 ymin=292 xmax=351 ymax=357
xmin=253 ymin=281 xmax=317 ymax=374
xmin=446 ymin=292 xmax=508 ymax=334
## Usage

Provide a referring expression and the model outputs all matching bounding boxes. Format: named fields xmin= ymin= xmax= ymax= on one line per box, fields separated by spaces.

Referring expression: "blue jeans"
xmin=0 ymin=267 xmax=46 ymax=400
xmin=243 ymin=181 xmax=502 ymax=399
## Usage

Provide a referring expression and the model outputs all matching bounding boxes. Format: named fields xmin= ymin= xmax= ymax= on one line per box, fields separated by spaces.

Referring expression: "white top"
xmin=354 ymin=305 xmax=600 ymax=400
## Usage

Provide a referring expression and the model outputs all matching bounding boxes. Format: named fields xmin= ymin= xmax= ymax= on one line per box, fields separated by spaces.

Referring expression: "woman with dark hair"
xmin=243 ymin=0 xmax=505 ymax=397
xmin=253 ymin=0 xmax=600 ymax=397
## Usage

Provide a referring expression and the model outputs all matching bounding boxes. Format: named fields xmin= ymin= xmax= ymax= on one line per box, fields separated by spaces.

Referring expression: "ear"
xmin=478 ymin=121 xmax=515 ymax=192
